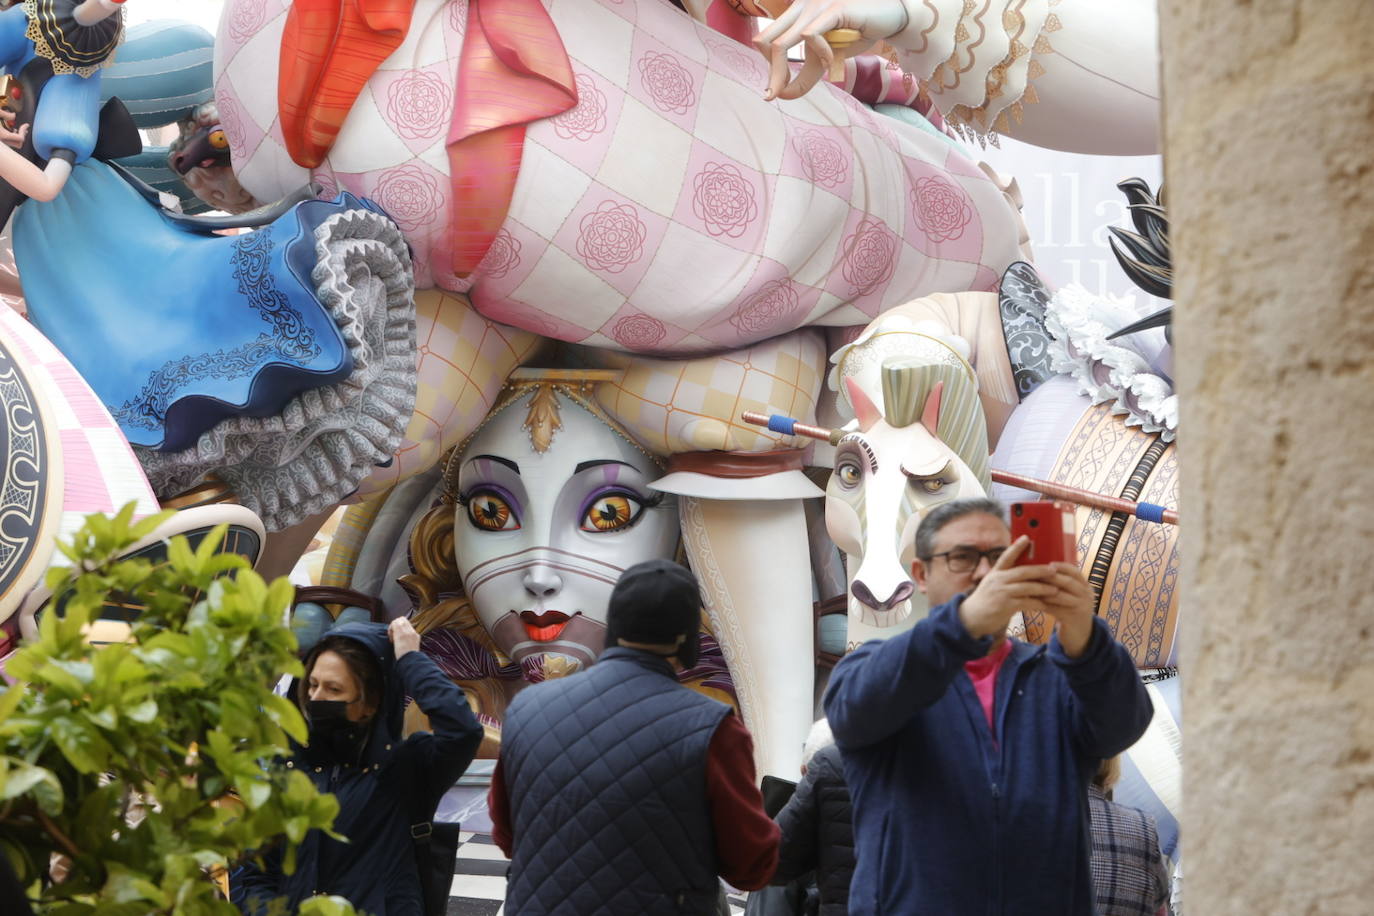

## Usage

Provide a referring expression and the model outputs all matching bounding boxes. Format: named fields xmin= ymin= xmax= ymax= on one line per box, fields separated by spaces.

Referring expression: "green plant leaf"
xmin=128 ymin=508 xmax=175 ymax=541
xmin=124 ymin=698 xmax=158 ymax=724
xmin=2 ymin=507 xmax=357 ymax=913
xmin=50 ymin=716 xmax=114 ymax=774
xmin=298 ymin=896 xmax=360 ymax=916
xmin=262 ymin=692 xmax=307 ymax=745
xmin=0 ymin=682 xmax=27 ymax=720
xmin=0 ymin=758 xmax=62 ymax=803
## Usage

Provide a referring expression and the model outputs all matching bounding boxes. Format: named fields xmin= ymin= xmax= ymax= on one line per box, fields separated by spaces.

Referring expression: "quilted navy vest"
xmin=500 ymin=647 xmax=731 ymax=915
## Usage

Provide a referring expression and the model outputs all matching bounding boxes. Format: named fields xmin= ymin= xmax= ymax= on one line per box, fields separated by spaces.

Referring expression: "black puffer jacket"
xmin=772 ymin=743 xmax=854 ymax=915
xmin=232 ymin=623 xmax=482 ymax=915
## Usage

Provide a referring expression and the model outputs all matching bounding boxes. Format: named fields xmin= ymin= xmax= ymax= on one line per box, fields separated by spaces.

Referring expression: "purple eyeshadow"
xmin=462 ymin=481 xmax=525 ymax=524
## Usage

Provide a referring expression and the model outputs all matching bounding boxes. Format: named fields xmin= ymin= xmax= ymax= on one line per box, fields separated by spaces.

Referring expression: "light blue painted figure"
xmin=0 ymin=0 xmax=124 ymax=200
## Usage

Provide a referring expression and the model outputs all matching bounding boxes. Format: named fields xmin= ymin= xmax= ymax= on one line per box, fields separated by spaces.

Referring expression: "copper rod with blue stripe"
xmin=741 ymin=411 xmax=1179 ymax=525
xmin=739 ymin=410 xmax=845 ymax=445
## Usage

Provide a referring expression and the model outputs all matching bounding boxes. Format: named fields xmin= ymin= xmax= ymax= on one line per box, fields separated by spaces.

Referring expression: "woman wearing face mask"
xmin=232 ymin=617 xmax=483 ymax=915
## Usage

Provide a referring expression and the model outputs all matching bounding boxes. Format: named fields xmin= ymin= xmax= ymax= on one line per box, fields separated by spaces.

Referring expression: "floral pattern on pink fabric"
xmin=228 ymin=0 xmax=267 ymax=44
xmin=792 ymin=128 xmax=849 ymax=188
xmin=612 ymin=313 xmax=667 ymax=350
xmin=479 ymin=229 xmax=522 ymax=280
xmin=692 ymin=163 xmax=758 ymax=239
xmin=385 ymin=70 xmax=448 ymax=140
xmin=553 ymin=73 xmax=609 ymax=141
xmin=374 ymin=164 xmax=442 ymax=232
xmin=216 ymin=93 xmax=247 ymax=160
xmin=841 ymin=220 xmax=898 ymax=295
xmin=638 ymin=50 xmax=696 ymax=115
xmin=312 ymin=166 xmax=339 ymax=201
xmin=728 ymin=279 xmax=803 ymax=336
xmin=912 ymin=176 xmax=974 ymax=242
xmin=705 ymin=35 xmax=766 ymax=82
xmin=577 ymin=201 xmax=648 ymax=273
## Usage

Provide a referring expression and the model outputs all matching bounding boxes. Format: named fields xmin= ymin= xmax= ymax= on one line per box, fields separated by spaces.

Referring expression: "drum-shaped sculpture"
xmin=995 ymin=378 xmax=1179 ymax=668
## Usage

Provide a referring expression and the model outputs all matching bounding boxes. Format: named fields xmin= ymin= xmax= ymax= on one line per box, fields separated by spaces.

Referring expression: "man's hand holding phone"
xmin=1006 ymin=502 xmax=1096 ymax=657
xmin=1043 ymin=563 xmax=1096 ymax=658
xmin=958 ymin=536 xmax=1059 ymax=640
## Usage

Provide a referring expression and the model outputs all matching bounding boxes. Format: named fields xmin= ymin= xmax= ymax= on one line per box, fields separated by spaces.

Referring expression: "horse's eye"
xmin=837 ymin=462 xmax=862 ymax=487
xmin=921 ymin=478 xmax=945 ymax=493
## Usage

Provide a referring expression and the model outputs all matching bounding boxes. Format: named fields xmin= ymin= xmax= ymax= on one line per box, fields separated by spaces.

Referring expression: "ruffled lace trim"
xmin=1044 ymin=284 xmax=1176 ymax=441
xmin=23 ymin=0 xmax=123 ymax=77
xmin=138 ymin=208 xmax=418 ymax=530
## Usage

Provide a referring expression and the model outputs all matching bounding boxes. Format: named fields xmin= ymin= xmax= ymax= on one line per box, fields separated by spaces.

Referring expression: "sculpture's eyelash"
xmin=837 ymin=433 xmax=878 ymax=471
xmin=457 ymin=489 xmax=666 ymax=509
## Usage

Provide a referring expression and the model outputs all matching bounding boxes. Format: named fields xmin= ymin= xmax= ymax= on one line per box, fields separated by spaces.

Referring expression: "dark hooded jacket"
xmin=232 ymin=623 xmax=483 ymax=916
xmin=772 ymin=743 xmax=854 ymax=915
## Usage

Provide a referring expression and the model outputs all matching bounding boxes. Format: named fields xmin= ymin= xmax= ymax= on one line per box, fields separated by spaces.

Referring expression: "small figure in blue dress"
xmin=0 ymin=0 xmax=125 ymax=201
xmin=0 ymin=1 xmax=421 ymax=531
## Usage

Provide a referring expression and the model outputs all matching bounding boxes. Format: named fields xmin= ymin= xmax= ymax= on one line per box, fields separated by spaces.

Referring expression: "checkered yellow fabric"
xmin=587 ymin=328 xmax=826 ymax=455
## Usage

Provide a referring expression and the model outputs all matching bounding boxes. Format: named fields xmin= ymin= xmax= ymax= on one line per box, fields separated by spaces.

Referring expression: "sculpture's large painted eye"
xmin=582 ymin=493 xmax=643 ymax=532
xmin=836 ymin=460 xmax=862 ymax=488
xmin=466 ymin=491 xmax=520 ymax=531
xmin=208 ymin=128 xmax=229 ymax=150
xmin=920 ymin=478 xmax=945 ymax=494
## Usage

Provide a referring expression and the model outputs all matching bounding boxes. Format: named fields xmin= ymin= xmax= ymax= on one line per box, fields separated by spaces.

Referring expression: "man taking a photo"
xmin=825 ymin=498 xmax=1153 ymax=915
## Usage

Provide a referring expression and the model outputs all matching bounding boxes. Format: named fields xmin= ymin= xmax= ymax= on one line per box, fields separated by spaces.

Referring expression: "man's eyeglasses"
xmin=922 ymin=547 xmax=1007 ymax=574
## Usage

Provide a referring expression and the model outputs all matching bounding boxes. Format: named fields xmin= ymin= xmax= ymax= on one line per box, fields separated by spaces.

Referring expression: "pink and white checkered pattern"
xmin=215 ymin=0 xmax=1025 ymax=358
xmin=0 ymin=308 xmax=159 ymax=549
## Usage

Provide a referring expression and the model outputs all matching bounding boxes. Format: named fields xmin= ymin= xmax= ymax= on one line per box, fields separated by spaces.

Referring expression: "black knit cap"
xmin=604 ymin=559 xmax=702 ymax=669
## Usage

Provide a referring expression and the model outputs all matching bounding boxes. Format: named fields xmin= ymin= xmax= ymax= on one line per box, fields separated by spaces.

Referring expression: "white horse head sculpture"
xmin=825 ymin=356 xmax=991 ymax=630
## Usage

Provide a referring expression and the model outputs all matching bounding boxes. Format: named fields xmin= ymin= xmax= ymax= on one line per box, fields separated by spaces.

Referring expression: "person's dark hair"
xmin=914 ymin=498 xmax=1007 ymax=560
xmin=299 ymin=635 xmax=384 ymax=720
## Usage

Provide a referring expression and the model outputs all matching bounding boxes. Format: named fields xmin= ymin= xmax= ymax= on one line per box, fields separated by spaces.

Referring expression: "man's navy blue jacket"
xmin=824 ymin=596 xmax=1153 ymax=916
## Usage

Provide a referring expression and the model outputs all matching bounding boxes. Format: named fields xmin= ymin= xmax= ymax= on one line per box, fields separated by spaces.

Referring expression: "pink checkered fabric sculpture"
xmin=215 ymin=0 xmax=1027 ymax=356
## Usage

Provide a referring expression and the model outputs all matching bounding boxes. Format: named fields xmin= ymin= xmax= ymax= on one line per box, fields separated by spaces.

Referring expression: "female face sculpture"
xmin=451 ymin=394 xmax=679 ymax=676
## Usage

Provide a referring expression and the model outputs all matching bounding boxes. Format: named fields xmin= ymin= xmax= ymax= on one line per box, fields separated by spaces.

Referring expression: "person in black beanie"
xmin=490 ymin=559 xmax=780 ymax=915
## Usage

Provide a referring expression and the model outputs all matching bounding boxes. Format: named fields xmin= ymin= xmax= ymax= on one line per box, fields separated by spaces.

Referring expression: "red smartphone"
xmin=1010 ymin=501 xmax=1077 ymax=566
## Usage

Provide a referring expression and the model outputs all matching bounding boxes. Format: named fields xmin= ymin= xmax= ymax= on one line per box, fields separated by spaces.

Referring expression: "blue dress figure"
xmin=0 ymin=0 xmax=124 ymax=200
xmin=0 ymin=1 xmax=418 ymax=530
xmin=15 ymin=163 xmax=368 ymax=451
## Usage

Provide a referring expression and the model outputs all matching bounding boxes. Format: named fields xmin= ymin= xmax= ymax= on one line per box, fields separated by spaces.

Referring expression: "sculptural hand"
xmin=754 ymin=0 xmax=910 ymax=100
xmin=0 ymin=109 xmax=26 ymax=150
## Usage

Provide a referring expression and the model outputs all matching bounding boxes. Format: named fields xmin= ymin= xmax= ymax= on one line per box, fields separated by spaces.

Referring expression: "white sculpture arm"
xmin=0 ymin=132 xmax=72 ymax=201
xmin=74 ymin=0 xmax=126 ymax=27
xmin=757 ymin=0 xmax=1161 ymax=154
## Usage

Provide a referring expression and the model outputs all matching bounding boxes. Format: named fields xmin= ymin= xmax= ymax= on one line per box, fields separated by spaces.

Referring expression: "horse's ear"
xmin=920 ymin=381 xmax=945 ymax=436
xmin=845 ymin=377 xmax=882 ymax=432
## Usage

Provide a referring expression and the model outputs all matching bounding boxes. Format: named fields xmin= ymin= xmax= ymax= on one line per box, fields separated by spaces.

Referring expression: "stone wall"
xmin=1160 ymin=1 xmax=1374 ymax=911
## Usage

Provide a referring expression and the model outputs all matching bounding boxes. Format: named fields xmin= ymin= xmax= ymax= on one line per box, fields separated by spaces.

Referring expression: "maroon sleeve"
xmin=488 ymin=756 xmax=513 ymax=857
xmin=705 ymin=712 xmax=781 ymax=890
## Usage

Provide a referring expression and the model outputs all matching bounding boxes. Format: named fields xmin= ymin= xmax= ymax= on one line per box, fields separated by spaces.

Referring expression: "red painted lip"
xmin=520 ymin=610 xmax=571 ymax=642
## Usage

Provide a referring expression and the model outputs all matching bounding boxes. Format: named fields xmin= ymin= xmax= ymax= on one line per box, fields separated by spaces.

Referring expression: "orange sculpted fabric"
xmin=448 ymin=0 xmax=576 ymax=277
xmin=278 ymin=0 xmax=417 ymax=168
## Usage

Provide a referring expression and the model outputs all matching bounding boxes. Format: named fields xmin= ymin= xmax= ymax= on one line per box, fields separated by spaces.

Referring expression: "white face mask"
xmin=452 ymin=399 xmax=680 ymax=675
